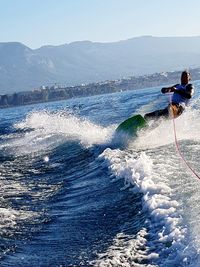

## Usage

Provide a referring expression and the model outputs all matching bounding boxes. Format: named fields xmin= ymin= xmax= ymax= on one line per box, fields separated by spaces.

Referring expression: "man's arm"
xmin=161 ymin=85 xmax=178 ymax=94
xmin=161 ymin=84 xmax=194 ymax=99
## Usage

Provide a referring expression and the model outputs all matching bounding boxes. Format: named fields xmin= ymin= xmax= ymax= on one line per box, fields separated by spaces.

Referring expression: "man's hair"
xmin=181 ymin=70 xmax=190 ymax=76
xmin=181 ymin=70 xmax=191 ymax=82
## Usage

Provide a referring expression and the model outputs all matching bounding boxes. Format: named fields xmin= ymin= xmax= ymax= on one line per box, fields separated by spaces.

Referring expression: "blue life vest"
xmin=171 ymin=84 xmax=190 ymax=107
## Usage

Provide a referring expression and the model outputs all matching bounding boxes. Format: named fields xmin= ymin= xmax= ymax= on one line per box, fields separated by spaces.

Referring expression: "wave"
xmin=1 ymin=95 xmax=200 ymax=266
xmin=92 ymin=148 xmax=198 ymax=266
xmin=131 ymin=101 xmax=200 ymax=150
xmin=2 ymin=96 xmax=200 ymax=157
xmin=0 ymin=110 xmax=115 ymax=156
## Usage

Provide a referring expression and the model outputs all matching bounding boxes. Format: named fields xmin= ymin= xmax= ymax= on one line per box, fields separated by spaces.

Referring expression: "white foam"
xmin=43 ymin=155 xmax=49 ymax=162
xmin=130 ymin=106 xmax=200 ymax=150
xmin=95 ymin=148 xmax=188 ymax=266
xmin=2 ymin=110 xmax=115 ymax=155
xmin=93 ymin=229 xmax=158 ymax=267
xmin=0 ymin=164 xmax=60 ymax=237
xmin=0 ymin=206 xmax=40 ymax=236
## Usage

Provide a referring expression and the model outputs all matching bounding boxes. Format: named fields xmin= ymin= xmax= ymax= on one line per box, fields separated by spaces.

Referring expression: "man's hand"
xmin=161 ymin=87 xmax=168 ymax=93
xmin=161 ymin=87 xmax=175 ymax=94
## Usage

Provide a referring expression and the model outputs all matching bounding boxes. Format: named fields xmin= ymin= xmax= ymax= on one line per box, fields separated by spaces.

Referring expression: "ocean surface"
xmin=1 ymin=82 xmax=200 ymax=267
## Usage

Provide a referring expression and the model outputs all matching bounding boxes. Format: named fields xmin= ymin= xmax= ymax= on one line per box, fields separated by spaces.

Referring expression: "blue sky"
xmin=1 ymin=0 xmax=200 ymax=48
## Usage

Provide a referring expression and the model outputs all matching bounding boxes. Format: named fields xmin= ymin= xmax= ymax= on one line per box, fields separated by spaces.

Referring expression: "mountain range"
xmin=1 ymin=36 xmax=200 ymax=94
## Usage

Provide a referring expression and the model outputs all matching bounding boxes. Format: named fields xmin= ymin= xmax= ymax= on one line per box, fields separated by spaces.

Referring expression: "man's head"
xmin=181 ymin=70 xmax=191 ymax=85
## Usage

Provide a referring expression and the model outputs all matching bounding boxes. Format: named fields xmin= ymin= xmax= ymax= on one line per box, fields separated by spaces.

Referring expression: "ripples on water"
xmin=0 ymin=84 xmax=200 ymax=266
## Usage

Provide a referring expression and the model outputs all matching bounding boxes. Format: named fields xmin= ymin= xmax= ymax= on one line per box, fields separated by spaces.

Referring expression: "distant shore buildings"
xmin=1 ymin=68 xmax=200 ymax=108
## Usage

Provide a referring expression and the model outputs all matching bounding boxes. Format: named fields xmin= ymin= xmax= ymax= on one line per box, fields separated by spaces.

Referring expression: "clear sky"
xmin=1 ymin=0 xmax=200 ymax=49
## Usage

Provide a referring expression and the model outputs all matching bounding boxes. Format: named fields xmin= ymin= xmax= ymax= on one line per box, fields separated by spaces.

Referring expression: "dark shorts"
xmin=169 ymin=102 xmax=184 ymax=118
xmin=144 ymin=103 xmax=184 ymax=120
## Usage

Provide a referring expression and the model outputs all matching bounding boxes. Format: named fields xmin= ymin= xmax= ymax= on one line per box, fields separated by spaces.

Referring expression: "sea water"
xmin=0 ymin=82 xmax=200 ymax=267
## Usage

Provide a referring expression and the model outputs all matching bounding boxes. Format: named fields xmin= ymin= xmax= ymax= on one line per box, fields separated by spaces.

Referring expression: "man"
xmin=144 ymin=71 xmax=194 ymax=120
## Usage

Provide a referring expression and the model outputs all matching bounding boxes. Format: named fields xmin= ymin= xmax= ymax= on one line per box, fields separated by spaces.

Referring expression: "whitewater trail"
xmin=92 ymin=103 xmax=200 ymax=266
xmin=132 ymin=103 xmax=200 ymax=150
xmin=4 ymin=99 xmax=200 ymax=155
xmin=92 ymin=148 xmax=192 ymax=267
xmin=0 ymin=110 xmax=115 ymax=156
xmin=1 ymin=104 xmax=200 ymax=266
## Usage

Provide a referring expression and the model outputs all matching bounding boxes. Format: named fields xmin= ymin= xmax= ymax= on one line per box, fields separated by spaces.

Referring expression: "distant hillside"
xmin=1 ymin=68 xmax=200 ymax=109
xmin=1 ymin=36 xmax=200 ymax=94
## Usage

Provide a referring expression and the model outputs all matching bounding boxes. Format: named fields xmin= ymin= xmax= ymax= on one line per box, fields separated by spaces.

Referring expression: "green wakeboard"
xmin=116 ymin=114 xmax=147 ymax=136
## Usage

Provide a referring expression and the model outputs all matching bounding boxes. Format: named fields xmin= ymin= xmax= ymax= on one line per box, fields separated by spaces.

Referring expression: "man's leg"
xmin=144 ymin=107 xmax=169 ymax=120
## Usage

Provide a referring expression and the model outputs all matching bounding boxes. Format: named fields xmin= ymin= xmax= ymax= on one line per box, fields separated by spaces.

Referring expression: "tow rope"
xmin=168 ymin=95 xmax=200 ymax=180
xmin=171 ymin=113 xmax=200 ymax=179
